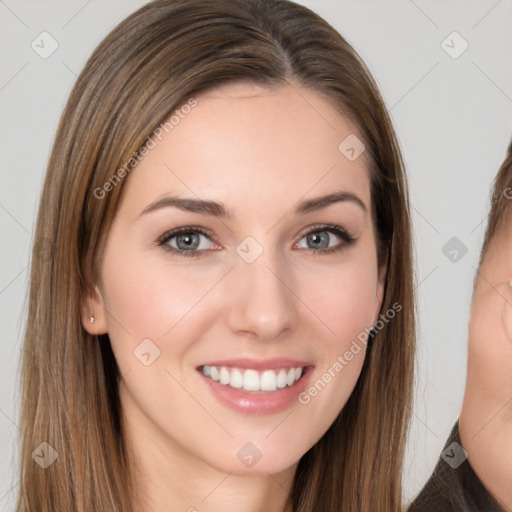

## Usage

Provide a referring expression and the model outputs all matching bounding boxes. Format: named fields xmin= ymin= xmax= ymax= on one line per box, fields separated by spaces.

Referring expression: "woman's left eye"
xmin=294 ymin=225 xmax=356 ymax=255
xmin=157 ymin=224 xmax=356 ymax=258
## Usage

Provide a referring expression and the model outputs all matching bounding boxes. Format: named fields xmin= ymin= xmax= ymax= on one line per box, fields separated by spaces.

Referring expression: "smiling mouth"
xmin=197 ymin=365 xmax=308 ymax=393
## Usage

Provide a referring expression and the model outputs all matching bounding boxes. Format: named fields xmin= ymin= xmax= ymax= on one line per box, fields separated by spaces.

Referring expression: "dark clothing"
xmin=408 ymin=421 xmax=503 ymax=512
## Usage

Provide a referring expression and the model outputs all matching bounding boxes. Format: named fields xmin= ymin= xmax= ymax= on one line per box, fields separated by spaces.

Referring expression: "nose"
xmin=225 ymin=248 xmax=299 ymax=342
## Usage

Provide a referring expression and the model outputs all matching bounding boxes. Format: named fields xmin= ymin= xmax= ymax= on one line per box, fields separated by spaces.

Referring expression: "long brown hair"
xmin=16 ymin=1 xmax=415 ymax=510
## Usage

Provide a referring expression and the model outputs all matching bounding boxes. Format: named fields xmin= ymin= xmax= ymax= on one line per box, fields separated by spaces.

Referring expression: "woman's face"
xmin=84 ymin=82 xmax=385 ymax=476
xmin=460 ymin=212 xmax=512 ymax=506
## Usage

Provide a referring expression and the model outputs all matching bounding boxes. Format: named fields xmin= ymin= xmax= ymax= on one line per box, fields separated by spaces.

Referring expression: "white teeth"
xmin=201 ymin=365 xmax=305 ymax=392
xmin=219 ymin=367 xmax=230 ymax=385
xmin=260 ymin=370 xmax=276 ymax=391
xmin=230 ymin=369 xmax=243 ymax=388
xmin=243 ymin=369 xmax=259 ymax=391
xmin=276 ymin=369 xmax=287 ymax=388
xmin=286 ymin=368 xmax=295 ymax=386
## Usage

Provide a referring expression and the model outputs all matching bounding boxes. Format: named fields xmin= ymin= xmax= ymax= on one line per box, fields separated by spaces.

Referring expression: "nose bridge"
xmin=226 ymin=235 xmax=298 ymax=340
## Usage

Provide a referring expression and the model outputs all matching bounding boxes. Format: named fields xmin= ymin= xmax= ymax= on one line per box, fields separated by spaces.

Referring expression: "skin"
xmin=82 ymin=82 xmax=385 ymax=512
xmin=459 ymin=213 xmax=512 ymax=511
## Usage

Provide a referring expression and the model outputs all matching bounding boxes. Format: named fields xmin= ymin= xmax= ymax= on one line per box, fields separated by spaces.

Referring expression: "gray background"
xmin=1 ymin=0 xmax=511 ymax=508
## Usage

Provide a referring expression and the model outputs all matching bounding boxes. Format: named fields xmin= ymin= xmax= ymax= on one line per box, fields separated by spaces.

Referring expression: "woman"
xmin=17 ymin=0 xmax=415 ymax=510
xmin=408 ymin=139 xmax=512 ymax=511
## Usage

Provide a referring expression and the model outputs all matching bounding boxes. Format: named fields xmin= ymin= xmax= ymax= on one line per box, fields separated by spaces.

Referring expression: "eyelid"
xmin=295 ymin=222 xmax=355 ymax=243
xmin=157 ymin=225 xmax=216 ymax=245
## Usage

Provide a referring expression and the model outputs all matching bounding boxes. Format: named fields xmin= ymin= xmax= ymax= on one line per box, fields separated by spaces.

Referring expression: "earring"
xmin=87 ymin=294 xmax=95 ymax=324
xmin=509 ymin=280 xmax=512 ymax=288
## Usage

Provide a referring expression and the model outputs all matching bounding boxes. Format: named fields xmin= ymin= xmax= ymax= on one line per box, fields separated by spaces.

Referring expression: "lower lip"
xmin=197 ymin=367 xmax=313 ymax=415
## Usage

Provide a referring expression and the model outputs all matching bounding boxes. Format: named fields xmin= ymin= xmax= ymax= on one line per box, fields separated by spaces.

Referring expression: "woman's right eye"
xmin=158 ymin=227 xmax=216 ymax=258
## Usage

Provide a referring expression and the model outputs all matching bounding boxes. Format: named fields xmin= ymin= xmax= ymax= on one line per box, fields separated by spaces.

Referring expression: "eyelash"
xmin=156 ymin=224 xmax=356 ymax=258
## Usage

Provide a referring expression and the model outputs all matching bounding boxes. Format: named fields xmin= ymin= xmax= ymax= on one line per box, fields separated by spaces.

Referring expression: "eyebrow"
xmin=139 ymin=190 xmax=367 ymax=219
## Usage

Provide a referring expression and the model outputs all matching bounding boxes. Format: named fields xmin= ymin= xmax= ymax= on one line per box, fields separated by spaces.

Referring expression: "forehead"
xmin=115 ymin=82 xmax=372 ymax=223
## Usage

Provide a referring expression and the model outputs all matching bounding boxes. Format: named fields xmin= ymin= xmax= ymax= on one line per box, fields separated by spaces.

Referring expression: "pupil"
xmin=178 ymin=233 xmax=198 ymax=249
xmin=309 ymin=232 xmax=327 ymax=249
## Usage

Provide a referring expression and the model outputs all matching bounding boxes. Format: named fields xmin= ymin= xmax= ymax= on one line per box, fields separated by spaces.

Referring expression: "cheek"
xmin=98 ymin=246 xmax=223 ymax=371
xmin=307 ymin=272 xmax=377 ymax=332
xmin=503 ymin=290 xmax=512 ymax=342
xmin=292 ymin=253 xmax=379 ymax=406
xmin=467 ymin=290 xmax=512 ymax=403
xmin=295 ymin=251 xmax=380 ymax=344
xmin=105 ymin=262 xmax=213 ymax=332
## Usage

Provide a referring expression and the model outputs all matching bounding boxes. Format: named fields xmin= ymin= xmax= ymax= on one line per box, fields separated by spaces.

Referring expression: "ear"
xmin=80 ymin=268 xmax=109 ymax=335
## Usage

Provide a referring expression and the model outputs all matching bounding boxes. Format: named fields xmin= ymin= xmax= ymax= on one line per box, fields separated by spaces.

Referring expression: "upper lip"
xmin=197 ymin=358 xmax=313 ymax=371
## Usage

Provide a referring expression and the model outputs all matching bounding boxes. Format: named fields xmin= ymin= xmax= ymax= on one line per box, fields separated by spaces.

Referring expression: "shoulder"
xmin=407 ymin=421 xmax=503 ymax=512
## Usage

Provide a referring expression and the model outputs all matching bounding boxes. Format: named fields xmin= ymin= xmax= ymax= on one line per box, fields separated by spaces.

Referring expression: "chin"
xmin=197 ymin=438 xmax=305 ymax=476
